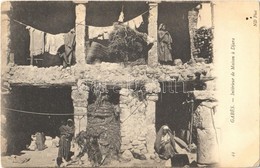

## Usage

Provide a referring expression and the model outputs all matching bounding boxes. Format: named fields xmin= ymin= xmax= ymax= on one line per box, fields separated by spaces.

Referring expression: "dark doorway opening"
xmin=156 ymin=92 xmax=191 ymax=143
xmin=4 ymin=86 xmax=74 ymax=155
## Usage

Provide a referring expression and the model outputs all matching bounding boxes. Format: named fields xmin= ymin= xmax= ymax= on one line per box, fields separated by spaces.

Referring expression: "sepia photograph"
xmin=1 ymin=1 xmax=259 ymax=167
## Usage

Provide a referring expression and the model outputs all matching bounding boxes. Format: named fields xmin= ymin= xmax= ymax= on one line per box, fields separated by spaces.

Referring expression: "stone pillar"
xmin=145 ymin=93 xmax=158 ymax=158
xmin=193 ymin=90 xmax=219 ymax=165
xmin=75 ymin=2 xmax=87 ymax=65
xmin=1 ymin=2 xmax=11 ymax=75
xmin=71 ymin=80 xmax=89 ymax=135
xmin=188 ymin=9 xmax=199 ymax=60
xmin=119 ymin=88 xmax=148 ymax=161
xmin=147 ymin=2 xmax=159 ymax=66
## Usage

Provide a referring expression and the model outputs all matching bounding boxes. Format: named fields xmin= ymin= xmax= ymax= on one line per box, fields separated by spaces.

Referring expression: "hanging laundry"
xmin=26 ymin=26 xmax=44 ymax=57
xmin=63 ymin=29 xmax=76 ymax=67
xmin=197 ymin=3 xmax=212 ymax=29
xmin=88 ymin=26 xmax=114 ymax=40
xmin=118 ymin=5 xmax=124 ymax=22
xmin=125 ymin=15 xmax=143 ymax=30
xmin=45 ymin=33 xmax=65 ymax=55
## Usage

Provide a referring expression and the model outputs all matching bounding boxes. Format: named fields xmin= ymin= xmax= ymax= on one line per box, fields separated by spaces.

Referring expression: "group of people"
xmin=54 ymin=118 xmax=187 ymax=167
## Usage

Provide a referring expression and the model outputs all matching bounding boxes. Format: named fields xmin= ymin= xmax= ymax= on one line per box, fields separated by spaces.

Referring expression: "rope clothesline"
xmin=11 ymin=5 xmax=155 ymax=34
xmin=3 ymin=100 xmax=146 ymax=123
xmin=3 ymin=107 xmax=83 ymax=116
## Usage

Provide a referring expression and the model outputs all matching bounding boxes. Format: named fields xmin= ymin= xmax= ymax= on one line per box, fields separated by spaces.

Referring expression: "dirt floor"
xmin=1 ymin=145 xmax=196 ymax=167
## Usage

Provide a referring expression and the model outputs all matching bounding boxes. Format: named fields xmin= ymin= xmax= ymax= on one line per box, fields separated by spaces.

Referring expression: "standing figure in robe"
xmin=158 ymin=23 xmax=173 ymax=64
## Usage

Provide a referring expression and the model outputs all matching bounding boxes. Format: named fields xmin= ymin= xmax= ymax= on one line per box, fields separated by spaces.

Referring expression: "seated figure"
xmin=154 ymin=125 xmax=178 ymax=160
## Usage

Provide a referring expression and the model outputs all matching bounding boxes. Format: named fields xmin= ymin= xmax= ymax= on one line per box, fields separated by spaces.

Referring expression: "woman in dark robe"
xmin=58 ymin=119 xmax=75 ymax=165
xmin=154 ymin=125 xmax=178 ymax=160
xmin=158 ymin=23 xmax=173 ymax=63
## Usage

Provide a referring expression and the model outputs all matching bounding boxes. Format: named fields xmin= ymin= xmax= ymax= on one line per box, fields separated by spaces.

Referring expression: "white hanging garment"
xmin=197 ymin=3 xmax=212 ymax=29
xmin=88 ymin=26 xmax=114 ymax=39
xmin=124 ymin=15 xmax=143 ymax=30
xmin=45 ymin=33 xmax=65 ymax=55
xmin=118 ymin=7 xmax=124 ymax=22
xmin=27 ymin=26 xmax=45 ymax=57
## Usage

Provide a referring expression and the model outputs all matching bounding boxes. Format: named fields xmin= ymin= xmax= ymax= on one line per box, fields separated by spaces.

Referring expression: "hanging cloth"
xmin=124 ymin=15 xmax=143 ymax=30
xmin=88 ymin=26 xmax=114 ymax=40
xmin=118 ymin=5 xmax=124 ymax=22
xmin=27 ymin=26 xmax=45 ymax=57
xmin=197 ymin=3 xmax=212 ymax=29
xmin=45 ymin=33 xmax=65 ymax=55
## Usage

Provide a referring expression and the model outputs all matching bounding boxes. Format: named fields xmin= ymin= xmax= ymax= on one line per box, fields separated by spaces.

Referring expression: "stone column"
xmin=145 ymin=93 xmax=158 ymax=158
xmin=188 ymin=9 xmax=199 ymax=60
xmin=147 ymin=2 xmax=159 ymax=66
xmin=74 ymin=2 xmax=87 ymax=65
xmin=1 ymin=3 xmax=11 ymax=155
xmin=71 ymin=80 xmax=89 ymax=135
xmin=1 ymin=2 xmax=11 ymax=75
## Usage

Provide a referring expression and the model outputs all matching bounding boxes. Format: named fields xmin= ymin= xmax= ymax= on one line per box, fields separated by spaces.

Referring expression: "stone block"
xmin=174 ymin=59 xmax=183 ymax=66
xmin=140 ymin=148 xmax=148 ymax=154
xmin=132 ymin=140 xmax=141 ymax=146
xmin=73 ymin=100 xmax=87 ymax=107
xmin=137 ymin=144 xmax=146 ymax=150
xmin=71 ymin=91 xmax=88 ymax=101
xmin=120 ymin=88 xmax=131 ymax=96
xmin=120 ymin=97 xmax=131 ymax=104
xmin=119 ymin=104 xmax=128 ymax=109
xmin=120 ymin=144 xmax=133 ymax=152
xmin=121 ymin=150 xmax=133 ymax=162
xmin=137 ymin=103 xmax=146 ymax=113
xmin=132 ymin=149 xmax=141 ymax=155
xmin=137 ymin=136 xmax=146 ymax=141
xmin=193 ymin=91 xmax=216 ymax=101
xmin=74 ymin=107 xmax=87 ymax=115
xmin=147 ymin=95 xmax=159 ymax=101
xmin=121 ymin=137 xmax=131 ymax=145
xmin=145 ymin=82 xmax=160 ymax=94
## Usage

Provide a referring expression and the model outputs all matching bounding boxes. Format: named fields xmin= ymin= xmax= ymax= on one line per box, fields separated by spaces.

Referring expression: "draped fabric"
xmin=154 ymin=125 xmax=177 ymax=160
xmin=27 ymin=27 xmax=45 ymax=57
xmin=45 ymin=33 xmax=65 ymax=55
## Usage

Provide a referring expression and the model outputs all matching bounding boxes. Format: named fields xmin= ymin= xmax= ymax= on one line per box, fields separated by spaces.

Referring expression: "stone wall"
xmin=119 ymin=88 xmax=148 ymax=157
xmin=4 ymin=61 xmax=214 ymax=86
xmin=119 ymin=81 xmax=160 ymax=160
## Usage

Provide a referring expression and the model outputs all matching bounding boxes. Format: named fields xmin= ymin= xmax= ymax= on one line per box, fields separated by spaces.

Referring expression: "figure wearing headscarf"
xmin=58 ymin=119 xmax=75 ymax=165
xmin=154 ymin=125 xmax=178 ymax=160
xmin=158 ymin=24 xmax=173 ymax=63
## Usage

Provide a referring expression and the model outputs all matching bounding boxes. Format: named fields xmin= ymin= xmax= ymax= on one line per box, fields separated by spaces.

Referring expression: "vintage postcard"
xmin=1 ymin=0 xmax=259 ymax=167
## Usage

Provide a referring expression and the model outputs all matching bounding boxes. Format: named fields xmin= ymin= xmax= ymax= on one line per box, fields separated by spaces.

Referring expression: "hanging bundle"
xmin=108 ymin=23 xmax=147 ymax=63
